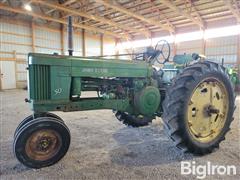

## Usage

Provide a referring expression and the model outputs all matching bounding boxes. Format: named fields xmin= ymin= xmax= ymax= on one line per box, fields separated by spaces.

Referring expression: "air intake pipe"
xmin=68 ymin=16 xmax=73 ymax=56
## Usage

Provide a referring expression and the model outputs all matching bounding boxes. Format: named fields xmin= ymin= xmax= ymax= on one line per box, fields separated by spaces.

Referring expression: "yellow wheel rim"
xmin=25 ymin=129 xmax=62 ymax=161
xmin=187 ymin=78 xmax=229 ymax=143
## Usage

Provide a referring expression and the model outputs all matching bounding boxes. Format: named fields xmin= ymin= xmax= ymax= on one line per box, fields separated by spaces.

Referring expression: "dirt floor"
xmin=0 ymin=89 xmax=239 ymax=180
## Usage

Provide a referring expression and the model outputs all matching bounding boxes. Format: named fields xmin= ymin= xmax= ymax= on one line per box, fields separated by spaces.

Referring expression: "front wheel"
xmin=162 ymin=61 xmax=235 ymax=154
xmin=14 ymin=117 xmax=70 ymax=168
xmin=14 ymin=112 xmax=63 ymax=138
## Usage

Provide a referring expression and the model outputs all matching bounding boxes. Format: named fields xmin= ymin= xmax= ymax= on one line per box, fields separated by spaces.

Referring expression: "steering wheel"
xmin=153 ymin=40 xmax=171 ymax=64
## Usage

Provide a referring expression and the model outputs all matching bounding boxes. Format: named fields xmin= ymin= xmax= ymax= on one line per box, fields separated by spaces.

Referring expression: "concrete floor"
xmin=0 ymin=90 xmax=239 ymax=179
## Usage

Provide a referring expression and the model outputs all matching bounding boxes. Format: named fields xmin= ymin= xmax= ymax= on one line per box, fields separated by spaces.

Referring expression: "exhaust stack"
xmin=68 ymin=16 xmax=73 ymax=56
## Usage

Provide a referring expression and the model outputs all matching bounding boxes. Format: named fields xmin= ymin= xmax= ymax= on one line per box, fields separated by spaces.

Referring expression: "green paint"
xmin=28 ymin=53 xmax=156 ymax=115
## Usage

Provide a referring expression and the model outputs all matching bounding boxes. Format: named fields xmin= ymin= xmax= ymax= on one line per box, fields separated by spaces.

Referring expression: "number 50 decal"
xmin=54 ymin=88 xmax=63 ymax=95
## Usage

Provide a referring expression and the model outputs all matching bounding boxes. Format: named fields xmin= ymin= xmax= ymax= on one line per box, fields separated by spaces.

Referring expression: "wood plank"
xmin=13 ymin=51 xmax=17 ymax=87
xmin=0 ymin=51 xmax=14 ymax=54
xmin=0 ymin=31 xmax=31 ymax=38
xmin=60 ymin=24 xmax=64 ymax=55
xmin=0 ymin=58 xmax=15 ymax=61
xmin=1 ymin=41 xmax=32 ymax=47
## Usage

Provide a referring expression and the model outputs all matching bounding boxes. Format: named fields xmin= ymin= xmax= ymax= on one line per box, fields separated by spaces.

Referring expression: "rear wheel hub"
xmin=187 ymin=78 xmax=229 ymax=143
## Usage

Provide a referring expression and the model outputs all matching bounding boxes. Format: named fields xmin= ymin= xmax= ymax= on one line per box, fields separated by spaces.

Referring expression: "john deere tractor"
xmin=227 ymin=66 xmax=239 ymax=90
xmin=13 ymin=18 xmax=235 ymax=168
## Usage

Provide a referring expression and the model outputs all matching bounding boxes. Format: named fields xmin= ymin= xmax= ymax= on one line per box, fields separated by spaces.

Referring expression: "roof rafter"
xmin=160 ymin=0 xmax=205 ymax=29
xmin=94 ymin=0 xmax=175 ymax=34
xmin=0 ymin=3 xmax=125 ymax=39
xmin=32 ymin=0 xmax=150 ymax=38
xmin=185 ymin=0 xmax=205 ymax=27
xmin=45 ymin=0 xmax=77 ymax=14
xmin=223 ymin=0 xmax=240 ymax=22
xmin=147 ymin=0 xmax=175 ymax=33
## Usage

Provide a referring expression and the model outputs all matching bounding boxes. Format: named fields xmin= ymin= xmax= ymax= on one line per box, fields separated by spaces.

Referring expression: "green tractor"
xmin=227 ymin=66 xmax=239 ymax=90
xmin=14 ymin=18 xmax=235 ymax=168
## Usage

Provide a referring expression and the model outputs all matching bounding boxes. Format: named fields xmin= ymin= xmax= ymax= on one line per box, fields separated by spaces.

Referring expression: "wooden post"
xmin=0 ymin=64 xmax=2 ymax=90
xmin=202 ymin=39 xmax=206 ymax=55
xmin=237 ymin=34 xmax=240 ymax=80
xmin=60 ymin=24 xmax=64 ymax=55
xmin=173 ymin=35 xmax=177 ymax=56
xmin=31 ymin=21 xmax=35 ymax=52
xmin=100 ymin=34 xmax=104 ymax=56
xmin=13 ymin=50 xmax=17 ymax=88
xmin=202 ymin=30 xmax=206 ymax=55
xmin=115 ymin=38 xmax=119 ymax=59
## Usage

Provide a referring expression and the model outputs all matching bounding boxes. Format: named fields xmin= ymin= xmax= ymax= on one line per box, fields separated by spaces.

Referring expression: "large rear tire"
xmin=162 ymin=61 xmax=235 ymax=154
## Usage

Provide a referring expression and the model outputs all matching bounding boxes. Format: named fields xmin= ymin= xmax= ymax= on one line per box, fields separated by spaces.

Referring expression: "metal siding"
xmin=1 ymin=35 xmax=32 ymax=45
xmin=86 ymin=34 xmax=101 ymax=56
xmin=0 ymin=22 xmax=31 ymax=85
xmin=73 ymin=33 xmax=82 ymax=56
xmin=205 ymin=35 xmax=238 ymax=64
xmin=1 ymin=43 xmax=32 ymax=53
xmin=35 ymin=27 xmax=61 ymax=53
xmin=176 ymin=40 xmax=202 ymax=54
xmin=0 ymin=22 xmax=32 ymax=53
xmin=16 ymin=55 xmax=28 ymax=82
xmin=1 ymin=22 xmax=30 ymax=34
xmin=118 ymin=49 xmax=131 ymax=60
xmin=103 ymin=38 xmax=115 ymax=56
xmin=64 ymin=32 xmax=68 ymax=53
xmin=35 ymin=47 xmax=61 ymax=54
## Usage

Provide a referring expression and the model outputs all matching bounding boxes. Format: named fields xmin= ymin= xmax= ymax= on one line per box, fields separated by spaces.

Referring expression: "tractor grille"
xmin=30 ymin=65 xmax=50 ymax=100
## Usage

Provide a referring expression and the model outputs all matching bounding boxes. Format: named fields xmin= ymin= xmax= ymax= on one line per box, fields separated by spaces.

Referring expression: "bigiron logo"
xmin=181 ymin=161 xmax=237 ymax=179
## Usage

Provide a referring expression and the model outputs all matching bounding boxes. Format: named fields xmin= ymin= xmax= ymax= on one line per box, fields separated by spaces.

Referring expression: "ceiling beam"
xmin=0 ymin=3 xmax=125 ymax=39
xmin=83 ymin=0 xmax=209 ymax=33
xmin=94 ymin=0 xmax=175 ymax=34
xmin=45 ymin=0 xmax=77 ymax=14
xmin=185 ymin=0 xmax=205 ymax=27
xmin=159 ymin=0 xmax=205 ymax=29
xmin=90 ymin=0 xmax=147 ymax=17
xmin=223 ymin=0 xmax=240 ymax=22
xmin=89 ymin=1 xmax=168 ymax=31
xmin=147 ymin=0 xmax=175 ymax=32
xmin=32 ymin=0 xmax=150 ymax=37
